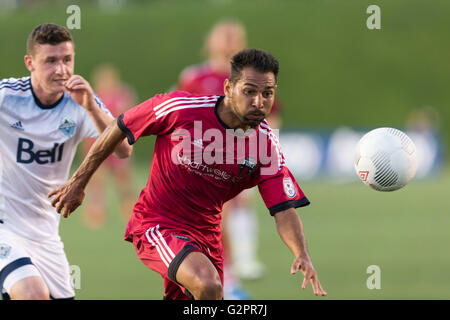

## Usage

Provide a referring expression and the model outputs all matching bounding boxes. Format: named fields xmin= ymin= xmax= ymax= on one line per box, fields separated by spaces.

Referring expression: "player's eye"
xmin=244 ymin=89 xmax=256 ymax=95
xmin=63 ymin=56 xmax=72 ymax=63
xmin=262 ymin=91 xmax=274 ymax=98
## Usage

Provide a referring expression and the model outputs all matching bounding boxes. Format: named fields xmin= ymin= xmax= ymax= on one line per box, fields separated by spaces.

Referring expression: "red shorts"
xmin=131 ymin=224 xmax=224 ymax=300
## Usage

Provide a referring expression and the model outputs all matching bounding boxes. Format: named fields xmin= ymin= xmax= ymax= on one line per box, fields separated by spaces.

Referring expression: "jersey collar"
xmin=30 ymin=78 xmax=65 ymax=110
xmin=214 ymin=96 xmax=229 ymax=129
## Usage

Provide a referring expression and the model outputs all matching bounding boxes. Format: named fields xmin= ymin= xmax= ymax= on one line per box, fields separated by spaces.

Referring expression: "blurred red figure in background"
xmin=82 ymin=64 xmax=137 ymax=229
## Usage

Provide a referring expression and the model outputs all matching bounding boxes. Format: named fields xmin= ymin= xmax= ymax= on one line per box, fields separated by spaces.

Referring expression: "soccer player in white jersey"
xmin=0 ymin=24 xmax=132 ymax=300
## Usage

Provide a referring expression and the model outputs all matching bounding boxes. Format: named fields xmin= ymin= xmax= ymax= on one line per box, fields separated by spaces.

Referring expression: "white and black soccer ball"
xmin=354 ymin=127 xmax=418 ymax=191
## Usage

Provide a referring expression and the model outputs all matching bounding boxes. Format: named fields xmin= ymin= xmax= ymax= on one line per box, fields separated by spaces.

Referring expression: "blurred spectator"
xmin=406 ymin=106 xmax=442 ymax=178
xmin=325 ymin=127 xmax=363 ymax=181
xmin=82 ymin=64 xmax=137 ymax=229
xmin=406 ymin=105 xmax=440 ymax=133
xmin=98 ymin=0 xmax=128 ymax=11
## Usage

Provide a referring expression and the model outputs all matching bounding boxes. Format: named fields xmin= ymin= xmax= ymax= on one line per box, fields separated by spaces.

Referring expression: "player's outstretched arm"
xmin=48 ymin=120 xmax=127 ymax=218
xmin=64 ymin=74 xmax=132 ymax=159
xmin=274 ymin=208 xmax=327 ymax=296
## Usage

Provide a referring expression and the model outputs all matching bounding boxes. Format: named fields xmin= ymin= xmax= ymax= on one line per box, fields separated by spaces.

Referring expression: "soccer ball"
xmin=354 ymin=127 xmax=418 ymax=191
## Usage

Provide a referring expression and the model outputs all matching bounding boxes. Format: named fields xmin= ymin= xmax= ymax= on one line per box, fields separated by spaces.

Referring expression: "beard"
xmin=243 ymin=110 xmax=266 ymax=128
xmin=242 ymin=116 xmax=263 ymax=128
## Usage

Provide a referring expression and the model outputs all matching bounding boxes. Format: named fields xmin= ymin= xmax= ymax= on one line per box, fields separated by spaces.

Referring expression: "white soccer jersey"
xmin=0 ymin=76 xmax=113 ymax=241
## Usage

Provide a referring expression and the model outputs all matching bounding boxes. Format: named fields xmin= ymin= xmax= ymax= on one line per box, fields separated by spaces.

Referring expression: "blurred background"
xmin=1 ymin=0 xmax=449 ymax=299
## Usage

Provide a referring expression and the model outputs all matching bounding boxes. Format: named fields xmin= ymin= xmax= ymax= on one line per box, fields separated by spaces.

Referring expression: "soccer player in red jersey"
xmin=178 ymin=21 xmax=280 ymax=297
xmin=49 ymin=49 xmax=327 ymax=300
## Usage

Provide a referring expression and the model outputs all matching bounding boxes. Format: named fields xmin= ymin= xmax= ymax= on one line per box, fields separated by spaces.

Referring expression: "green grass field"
xmin=60 ymin=164 xmax=450 ymax=300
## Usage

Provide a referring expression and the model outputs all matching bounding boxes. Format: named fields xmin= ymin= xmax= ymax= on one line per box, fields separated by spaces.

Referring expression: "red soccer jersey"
xmin=178 ymin=62 xmax=281 ymax=115
xmin=117 ymin=91 xmax=308 ymax=251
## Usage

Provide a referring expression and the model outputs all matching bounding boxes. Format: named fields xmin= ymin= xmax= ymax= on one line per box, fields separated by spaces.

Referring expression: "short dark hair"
xmin=230 ymin=49 xmax=279 ymax=83
xmin=27 ymin=24 xmax=73 ymax=55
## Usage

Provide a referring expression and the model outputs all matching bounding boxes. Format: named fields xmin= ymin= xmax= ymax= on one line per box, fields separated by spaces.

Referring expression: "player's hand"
xmin=291 ymin=255 xmax=327 ymax=296
xmin=64 ymin=75 xmax=96 ymax=111
xmin=48 ymin=179 xmax=85 ymax=218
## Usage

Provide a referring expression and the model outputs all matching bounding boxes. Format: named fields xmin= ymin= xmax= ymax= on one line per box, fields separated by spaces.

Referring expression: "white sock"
xmin=227 ymin=206 xmax=259 ymax=266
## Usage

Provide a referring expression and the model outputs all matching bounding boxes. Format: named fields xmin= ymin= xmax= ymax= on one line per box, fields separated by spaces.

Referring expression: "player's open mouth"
xmin=247 ymin=114 xmax=264 ymax=120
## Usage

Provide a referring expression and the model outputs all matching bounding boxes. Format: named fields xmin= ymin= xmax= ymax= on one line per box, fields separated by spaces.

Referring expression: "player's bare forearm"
xmin=48 ymin=121 xmax=127 ymax=217
xmin=73 ymin=121 xmax=127 ymax=188
xmin=85 ymin=102 xmax=132 ymax=159
xmin=274 ymin=208 xmax=310 ymax=258
xmin=274 ymin=208 xmax=327 ymax=296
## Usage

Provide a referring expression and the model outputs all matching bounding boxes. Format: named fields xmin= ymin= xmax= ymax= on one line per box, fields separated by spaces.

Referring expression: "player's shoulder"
xmin=259 ymin=120 xmax=281 ymax=145
xmin=0 ymin=76 xmax=32 ymax=96
xmin=259 ymin=119 xmax=273 ymax=133
xmin=0 ymin=76 xmax=30 ymax=87
xmin=0 ymin=77 xmax=32 ymax=110
xmin=257 ymin=120 xmax=286 ymax=170
xmin=154 ymin=90 xmax=219 ymax=104
xmin=151 ymin=90 xmax=220 ymax=120
xmin=62 ymin=91 xmax=112 ymax=119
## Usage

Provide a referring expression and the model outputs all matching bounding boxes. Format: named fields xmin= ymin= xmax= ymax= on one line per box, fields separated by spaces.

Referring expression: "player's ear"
xmin=224 ymin=79 xmax=233 ymax=97
xmin=24 ymin=55 xmax=34 ymax=72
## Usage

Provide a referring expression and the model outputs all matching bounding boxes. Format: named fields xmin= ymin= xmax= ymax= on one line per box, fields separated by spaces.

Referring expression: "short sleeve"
xmin=255 ymin=122 xmax=310 ymax=216
xmin=258 ymin=166 xmax=310 ymax=216
xmin=0 ymin=78 xmax=25 ymax=111
xmin=117 ymin=91 xmax=187 ymax=145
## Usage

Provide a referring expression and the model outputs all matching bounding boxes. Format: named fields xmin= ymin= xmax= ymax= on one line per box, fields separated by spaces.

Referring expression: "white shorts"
xmin=0 ymin=226 xmax=74 ymax=299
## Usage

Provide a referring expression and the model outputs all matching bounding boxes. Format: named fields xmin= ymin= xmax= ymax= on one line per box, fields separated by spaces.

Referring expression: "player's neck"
xmin=30 ymin=77 xmax=64 ymax=106
xmin=217 ymin=97 xmax=251 ymax=131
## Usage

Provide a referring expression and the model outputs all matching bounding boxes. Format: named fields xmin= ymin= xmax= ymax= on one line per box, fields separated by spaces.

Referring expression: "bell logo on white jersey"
xmin=16 ymin=138 xmax=65 ymax=164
